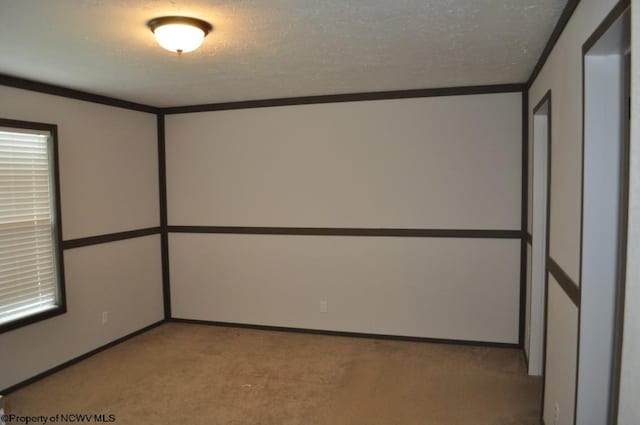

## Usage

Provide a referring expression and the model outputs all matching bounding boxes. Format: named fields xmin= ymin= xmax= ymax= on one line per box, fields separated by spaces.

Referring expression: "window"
xmin=0 ymin=118 xmax=65 ymax=333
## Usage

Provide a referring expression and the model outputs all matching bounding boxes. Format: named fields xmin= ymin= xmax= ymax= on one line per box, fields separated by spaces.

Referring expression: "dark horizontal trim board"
xmin=0 ymin=73 xmax=158 ymax=114
xmin=582 ymin=0 xmax=630 ymax=53
xmin=527 ymin=0 xmax=581 ymax=88
xmin=62 ymin=227 xmax=161 ymax=249
xmin=168 ymin=226 xmax=522 ymax=239
xmin=161 ymin=83 xmax=526 ymax=114
xmin=171 ymin=318 xmax=519 ymax=349
xmin=3 ymin=73 xmax=526 ymax=116
xmin=0 ymin=320 xmax=165 ymax=395
xmin=547 ymin=257 xmax=581 ymax=307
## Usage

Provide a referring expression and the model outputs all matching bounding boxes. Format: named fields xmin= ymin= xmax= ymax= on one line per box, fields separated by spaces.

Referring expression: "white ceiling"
xmin=0 ymin=0 xmax=566 ymax=107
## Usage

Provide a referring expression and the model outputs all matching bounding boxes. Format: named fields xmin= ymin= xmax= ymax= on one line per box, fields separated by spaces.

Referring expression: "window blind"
xmin=0 ymin=129 xmax=59 ymax=325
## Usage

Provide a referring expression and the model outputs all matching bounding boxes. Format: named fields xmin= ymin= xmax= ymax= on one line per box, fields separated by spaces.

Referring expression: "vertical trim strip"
xmin=519 ymin=90 xmax=529 ymax=348
xmin=50 ymin=122 xmax=67 ymax=321
xmin=609 ymin=47 xmax=630 ymax=425
xmin=576 ymin=31 xmax=587 ymax=425
xmin=542 ymin=91 xmax=552 ymax=424
xmin=157 ymin=114 xmax=171 ymax=319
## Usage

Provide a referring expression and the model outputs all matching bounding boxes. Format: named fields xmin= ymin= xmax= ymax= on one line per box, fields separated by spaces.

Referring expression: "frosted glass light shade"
xmin=148 ymin=16 xmax=213 ymax=54
xmin=154 ymin=24 xmax=205 ymax=53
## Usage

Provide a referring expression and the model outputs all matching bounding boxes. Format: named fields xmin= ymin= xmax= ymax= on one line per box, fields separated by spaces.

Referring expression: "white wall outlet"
xmin=102 ymin=311 xmax=109 ymax=324
xmin=554 ymin=402 xmax=559 ymax=425
xmin=320 ymin=300 xmax=328 ymax=313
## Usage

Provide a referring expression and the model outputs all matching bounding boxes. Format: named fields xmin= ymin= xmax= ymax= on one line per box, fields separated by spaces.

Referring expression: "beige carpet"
xmin=5 ymin=323 xmax=541 ymax=424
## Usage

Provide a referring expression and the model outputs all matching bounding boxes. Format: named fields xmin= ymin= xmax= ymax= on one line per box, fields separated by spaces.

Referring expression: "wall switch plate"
xmin=102 ymin=311 xmax=109 ymax=324
xmin=320 ymin=301 xmax=328 ymax=313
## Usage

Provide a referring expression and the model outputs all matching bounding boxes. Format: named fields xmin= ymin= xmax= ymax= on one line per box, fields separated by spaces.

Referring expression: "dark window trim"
xmin=0 ymin=118 xmax=67 ymax=334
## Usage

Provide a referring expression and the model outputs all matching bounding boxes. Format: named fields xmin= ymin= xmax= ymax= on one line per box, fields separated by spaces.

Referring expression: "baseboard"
xmin=0 ymin=319 xmax=165 ymax=395
xmin=170 ymin=318 xmax=520 ymax=349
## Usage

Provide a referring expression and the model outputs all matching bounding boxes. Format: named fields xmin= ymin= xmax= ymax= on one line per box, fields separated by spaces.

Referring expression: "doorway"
xmin=577 ymin=5 xmax=630 ymax=424
xmin=527 ymin=92 xmax=552 ymax=377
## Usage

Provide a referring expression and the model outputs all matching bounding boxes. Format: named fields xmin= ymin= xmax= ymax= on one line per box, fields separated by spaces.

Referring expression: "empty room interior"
xmin=1 ymin=0 xmax=639 ymax=424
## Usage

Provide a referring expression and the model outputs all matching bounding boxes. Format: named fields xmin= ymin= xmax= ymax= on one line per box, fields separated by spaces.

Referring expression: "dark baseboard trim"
xmin=170 ymin=318 xmax=520 ymax=349
xmin=62 ymin=227 xmax=161 ymax=250
xmin=527 ymin=0 xmax=581 ymax=88
xmin=0 ymin=73 xmax=158 ymax=114
xmin=161 ymin=83 xmax=525 ymax=114
xmin=0 ymin=320 xmax=165 ymax=395
xmin=167 ymin=226 xmax=522 ymax=239
xmin=547 ymin=257 xmax=580 ymax=307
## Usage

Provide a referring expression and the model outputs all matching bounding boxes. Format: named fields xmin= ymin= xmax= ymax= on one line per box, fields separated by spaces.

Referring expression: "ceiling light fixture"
xmin=147 ymin=16 xmax=213 ymax=55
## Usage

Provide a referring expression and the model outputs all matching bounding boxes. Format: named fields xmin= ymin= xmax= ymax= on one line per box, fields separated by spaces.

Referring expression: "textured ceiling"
xmin=0 ymin=0 xmax=566 ymax=107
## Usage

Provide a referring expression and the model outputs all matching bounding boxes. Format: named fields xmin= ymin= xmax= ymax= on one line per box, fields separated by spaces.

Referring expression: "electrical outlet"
xmin=102 ymin=311 xmax=109 ymax=325
xmin=554 ymin=402 xmax=559 ymax=425
xmin=320 ymin=300 xmax=328 ymax=313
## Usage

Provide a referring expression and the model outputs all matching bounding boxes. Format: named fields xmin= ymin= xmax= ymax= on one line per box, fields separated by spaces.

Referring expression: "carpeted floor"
xmin=5 ymin=323 xmax=541 ymax=424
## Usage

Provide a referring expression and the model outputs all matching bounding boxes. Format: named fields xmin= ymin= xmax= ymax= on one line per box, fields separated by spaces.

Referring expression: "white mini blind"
xmin=0 ymin=128 xmax=59 ymax=325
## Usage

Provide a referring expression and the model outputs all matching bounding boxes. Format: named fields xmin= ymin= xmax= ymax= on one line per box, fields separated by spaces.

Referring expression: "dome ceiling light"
xmin=147 ymin=16 xmax=213 ymax=55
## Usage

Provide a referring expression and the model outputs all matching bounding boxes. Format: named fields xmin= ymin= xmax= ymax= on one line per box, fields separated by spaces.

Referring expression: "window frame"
xmin=0 ymin=118 xmax=66 ymax=334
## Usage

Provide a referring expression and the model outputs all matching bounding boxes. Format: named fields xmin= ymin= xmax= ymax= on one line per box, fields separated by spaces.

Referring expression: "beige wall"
xmin=166 ymin=92 xmax=523 ymax=343
xmin=166 ymin=94 xmax=522 ymax=229
xmin=527 ymin=0 xmax=619 ymax=423
xmin=0 ymin=87 xmax=163 ymax=390
xmin=543 ymin=277 xmax=579 ymax=425
xmin=170 ymin=234 xmax=521 ymax=343
xmin=0 ymin=86 xmax=159 ymax=239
